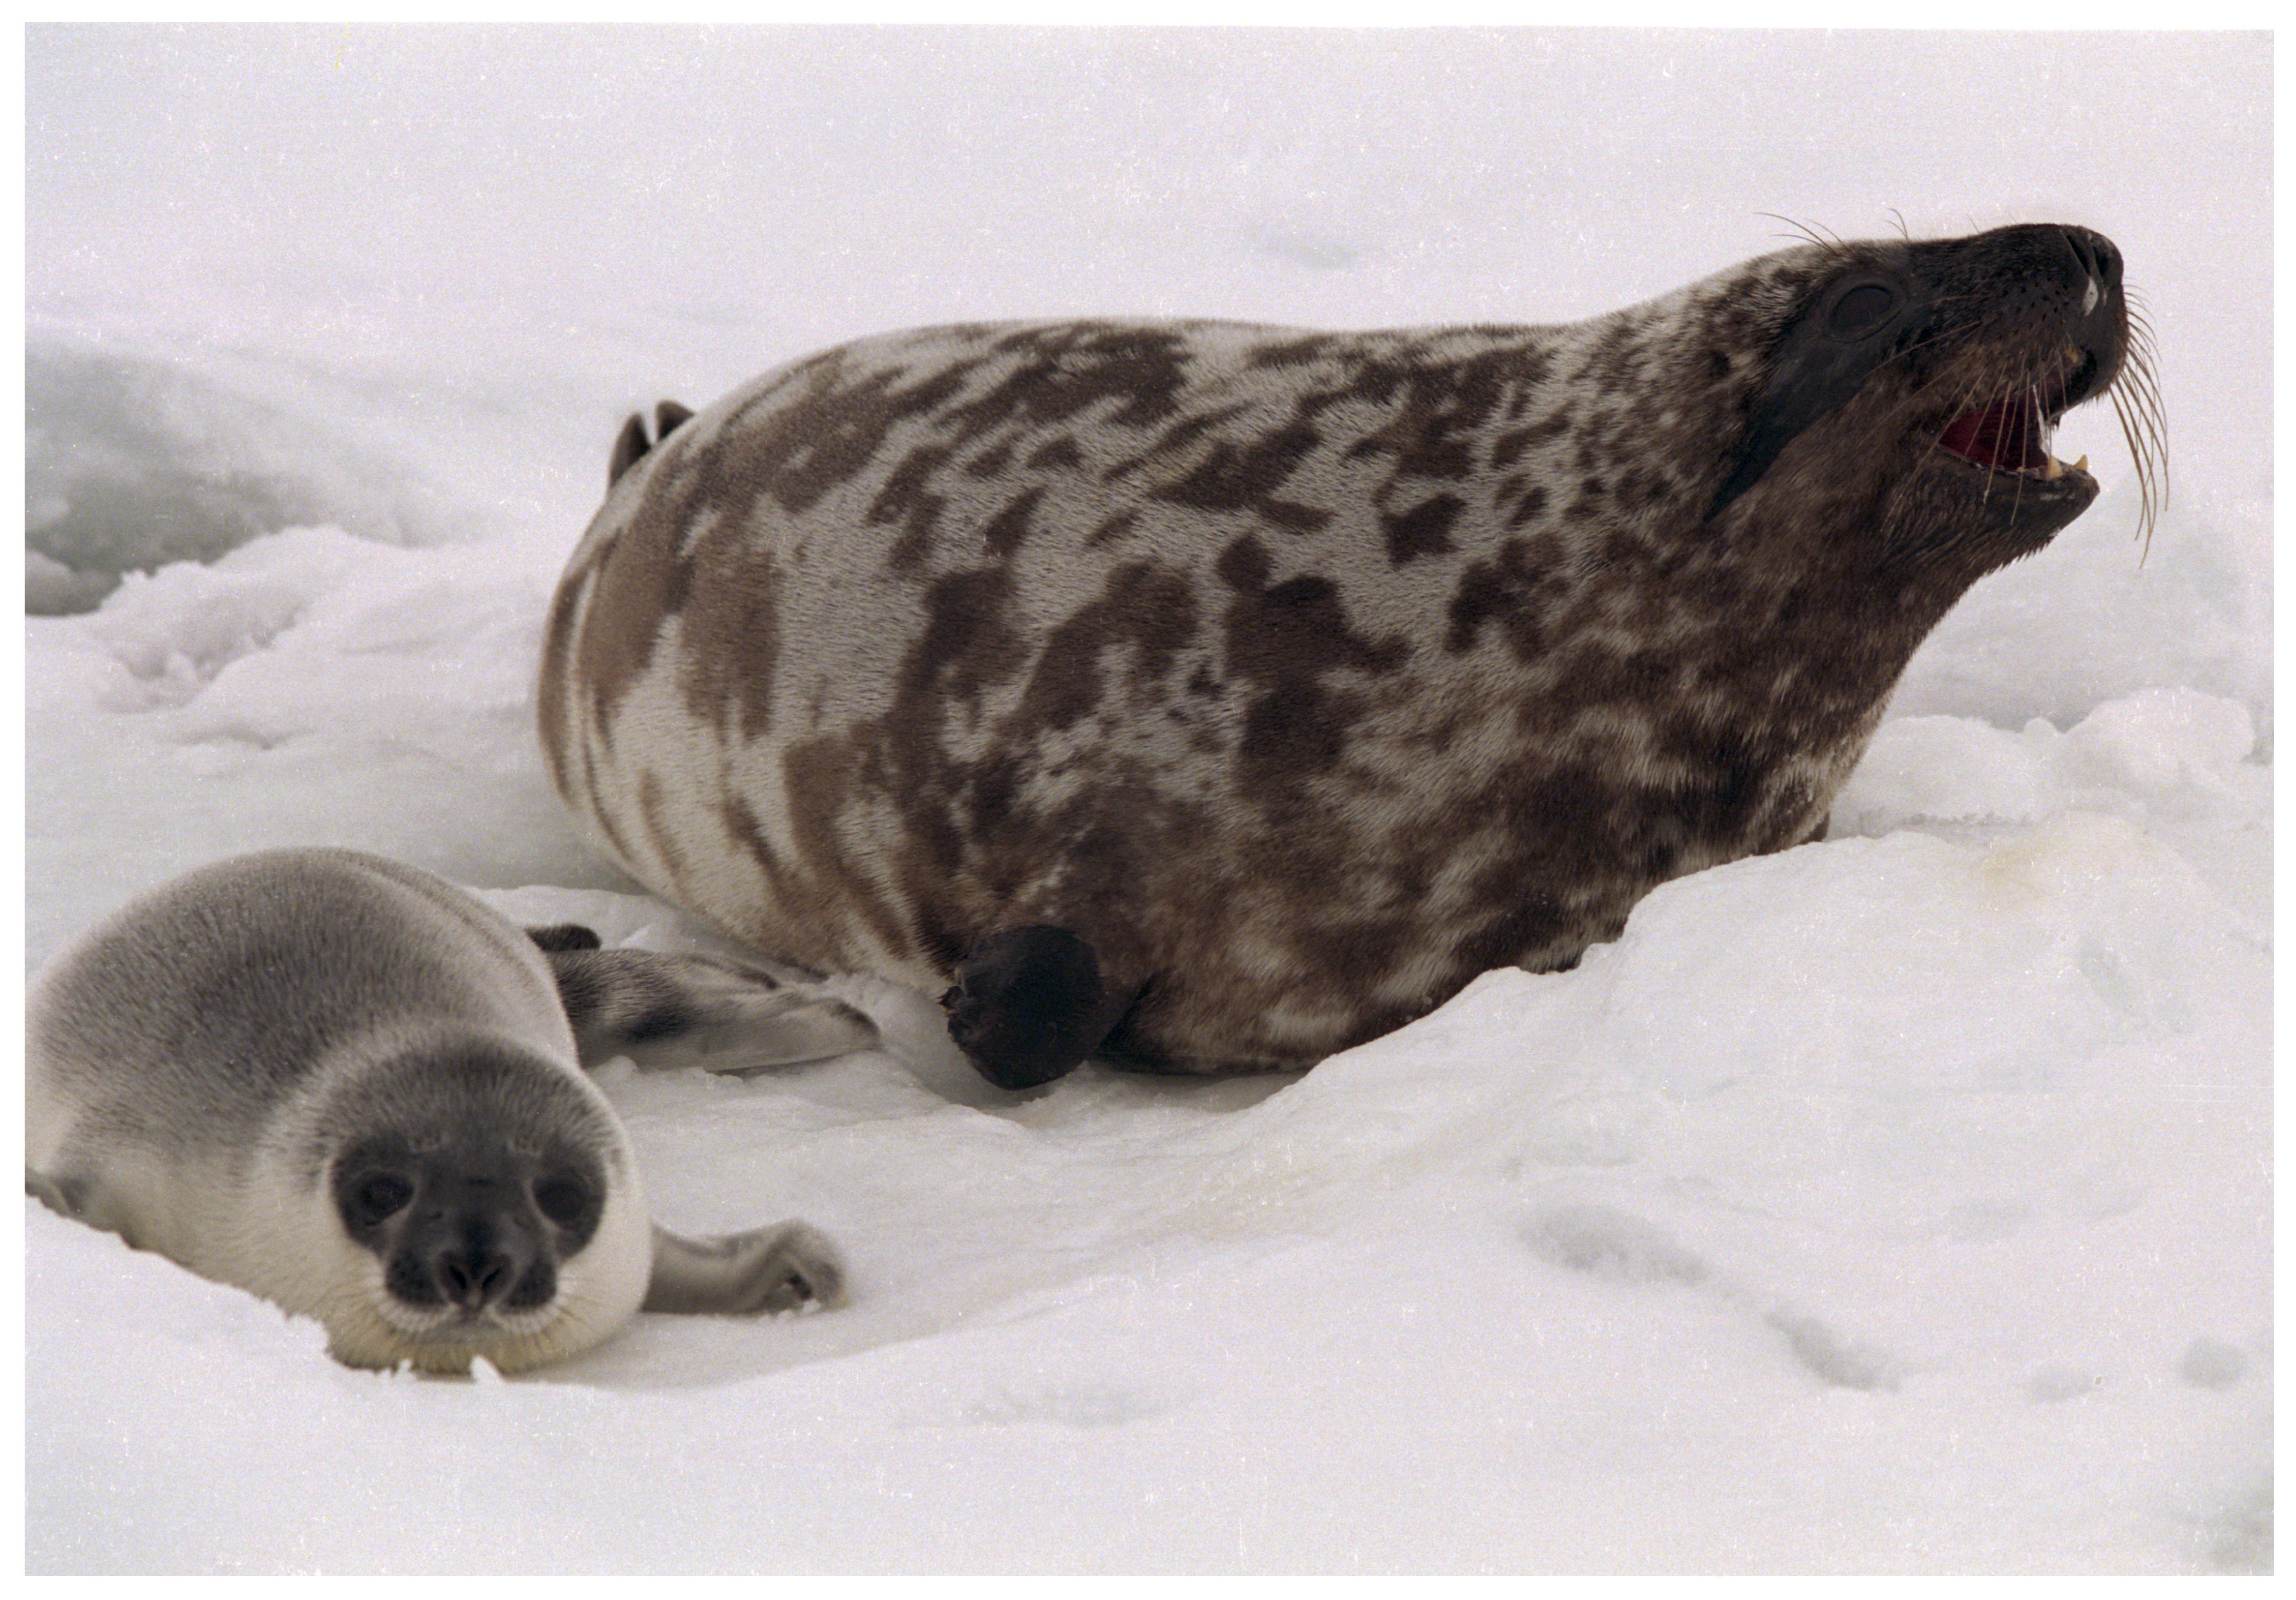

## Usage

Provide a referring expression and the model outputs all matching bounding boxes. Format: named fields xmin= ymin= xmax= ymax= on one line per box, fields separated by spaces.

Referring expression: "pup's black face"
xmin=316 ymin=1042 xmax=617 ymax=1328
xmin=331 ymin=1126 xmax=605 ymax=1319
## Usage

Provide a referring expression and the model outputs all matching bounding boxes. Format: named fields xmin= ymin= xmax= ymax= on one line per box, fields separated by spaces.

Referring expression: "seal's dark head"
xmin=329 ymin=1121 xmax=603 ymax=1322
xmin=305 ymin=1038 xmax=653 ymax=1373
xmin=1706 ymin=223 xmax=2160 ymax=594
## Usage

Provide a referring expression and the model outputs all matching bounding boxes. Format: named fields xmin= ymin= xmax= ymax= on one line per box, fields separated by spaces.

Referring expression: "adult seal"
xmin=538 ymin=222 xmax=2162 ymax=1088
xmin=27 ymin=848 xmax=874 ymax=1373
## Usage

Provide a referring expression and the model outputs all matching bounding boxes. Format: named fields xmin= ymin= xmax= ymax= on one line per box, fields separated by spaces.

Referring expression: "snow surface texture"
xmin=22 ymin=25 xmax=2271 ymax=1575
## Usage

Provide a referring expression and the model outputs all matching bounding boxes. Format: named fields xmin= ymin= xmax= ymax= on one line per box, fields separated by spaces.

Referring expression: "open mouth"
xmin=1934 ymin=347 xmax=2091 ymax=482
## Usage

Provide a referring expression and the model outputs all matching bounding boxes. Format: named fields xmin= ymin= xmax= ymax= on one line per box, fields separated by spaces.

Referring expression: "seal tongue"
xmin=1938 ymin=392 xmax=2048 ymax=472
xmin=1939 ymin=347 xmax=2087 ymax=475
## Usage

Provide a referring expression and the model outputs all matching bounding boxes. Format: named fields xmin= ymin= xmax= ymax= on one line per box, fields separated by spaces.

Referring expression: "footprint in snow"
xmin=1522 ymin=1201 xmax=1899 ymax=1392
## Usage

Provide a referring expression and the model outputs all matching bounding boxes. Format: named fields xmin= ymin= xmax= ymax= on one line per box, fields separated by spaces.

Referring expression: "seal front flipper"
xmin=940 ymin=925 xmax=1141 ymax=1092
xmin=643 ymin=1220 xmax=843 ymax=1315
xmin=540 ymin=942 xmax=879 ymax=1076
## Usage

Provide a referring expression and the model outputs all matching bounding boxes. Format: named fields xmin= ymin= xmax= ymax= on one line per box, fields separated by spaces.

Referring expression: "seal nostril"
xmin=2062 ymin=226 xmax=2121 ymax=290
xmin=437 ymin=1248 xmax=514 ymax=1309
xmin=2058 ymin=227 xmax=2096 ymax=281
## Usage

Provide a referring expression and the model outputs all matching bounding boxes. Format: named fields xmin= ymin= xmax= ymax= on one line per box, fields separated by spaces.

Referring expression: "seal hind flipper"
xmin=607 ymin=412 xmax=652 ymax=487
xmin=526 ymin=921 xmax=603 ymax=953
xmin=940 ymin=926 xmax=1139 ymax=1092
xmin=643 ymin=1219 xmax=843 ymax=1315
xmin=606 ymin=401 xmax=698 ymax=489
xmin=544 ymin=946 xmax=878 ymax=1075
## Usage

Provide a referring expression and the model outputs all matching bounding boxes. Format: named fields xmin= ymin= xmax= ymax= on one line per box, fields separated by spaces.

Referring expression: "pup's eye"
xmin=532 ymin=1174 xmax=592 ymax=1228
xmin=344 ymin=1172 xmax=413 ymax=1228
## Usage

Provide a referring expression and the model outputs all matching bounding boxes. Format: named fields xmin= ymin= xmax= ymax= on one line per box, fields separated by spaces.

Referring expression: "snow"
xmin=21 ymin=24 xmax=2271 ymax=1575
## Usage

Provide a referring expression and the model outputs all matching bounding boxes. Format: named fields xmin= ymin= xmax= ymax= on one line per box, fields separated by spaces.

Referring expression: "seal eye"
xmin=532 ymin=1173 xmax=593 ymax=1229
xmin=1827 ymin=281 xmax=1899 ymax=340
xmin=343 ymin=1172 xmax=414 ymax=1229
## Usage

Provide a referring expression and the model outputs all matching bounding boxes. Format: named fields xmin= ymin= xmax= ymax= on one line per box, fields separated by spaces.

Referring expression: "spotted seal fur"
xmin=539 ymin=222 xmax=2160 ymax=1088
xmin=27 ymin=848 xmax=871 ymax=1372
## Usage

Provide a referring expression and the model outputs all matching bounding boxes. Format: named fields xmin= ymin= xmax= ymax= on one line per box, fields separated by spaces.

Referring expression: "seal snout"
xmin=434 ymin=1244 xmax=514 ymax=1312
xmin=395 ymin=1202 xmax=553 ymax=1316
xmin=361 ymin=1168 xmax=558 ymax=1317
xmin=2050 ymin=226 xmax=2127 ymax=406
xmin=1926 ymin=224 xmax=2135 ymax=495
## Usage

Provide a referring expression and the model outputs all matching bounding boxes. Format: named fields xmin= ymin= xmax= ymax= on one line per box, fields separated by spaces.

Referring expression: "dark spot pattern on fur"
xmin=982 ymin=489 xmax=1043 ymax=559
xmin=1221 ymin=567 xmax=1409 ymax=687
xmin=1446 ymin=534 xmax=1567 ymax=659
xmin=744 ymin=355 xmax=977 ymax=517
xmin=871 ymin=445 xmax=956 ymax=573
xmin=953 ymin=325 xmax=1197 ymax=437
xmin=1383 ymin=494 xmax=1464 ymax=564
xmin=541 ymin=224 xmax=2150 ymax=1074
xmin=1260 ymin=500 xmax=1334 ymax=534
xmin=1153 ymin=420 xmax=1323 ymax=512
xmin=1009 ymin=563 xmax=1199 ymax=739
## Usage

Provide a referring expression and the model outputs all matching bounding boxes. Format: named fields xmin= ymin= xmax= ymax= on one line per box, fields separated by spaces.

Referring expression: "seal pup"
xmin=538 ymin=222 xmax=2162 ymax=1087
xmin=27 ymin=848 xmax=871 ymax=1374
